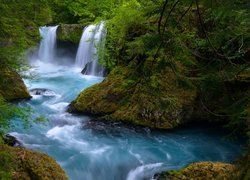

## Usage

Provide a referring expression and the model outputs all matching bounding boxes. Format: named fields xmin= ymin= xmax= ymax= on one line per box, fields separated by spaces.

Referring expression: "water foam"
xmin=126 ymin=163 xmax=163 ymax=180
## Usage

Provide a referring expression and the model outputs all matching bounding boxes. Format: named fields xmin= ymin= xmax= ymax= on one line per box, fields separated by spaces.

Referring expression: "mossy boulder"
xmin=0 ymin=68 xmax=31 ymax=101
xmin=155 ymin=162 xmax=237 ymax=180
xmin=0 ymin=144 xmax=67 ymax=180
xmin=70 ymin=65 xmax=196 ymax=129
xmin=57 ymin=24 xmax=84 ymax=43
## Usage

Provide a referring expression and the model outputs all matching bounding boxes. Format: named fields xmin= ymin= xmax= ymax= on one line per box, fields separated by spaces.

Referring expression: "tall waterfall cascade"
xmin=75 ymin=22 xmax=106 ymax=76
xmin=38 ymin=26 xmax=58 ymax=62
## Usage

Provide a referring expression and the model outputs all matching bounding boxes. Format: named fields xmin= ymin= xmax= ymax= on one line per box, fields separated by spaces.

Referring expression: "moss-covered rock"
xmin=155 ymin=162 xmax=237 ymax=180
xmin=70 ymin=64 xmax=196 ymax=129
xmin=57 ymin=24 xmax=84 ymax=43
xmin=0 ymin=68 xmax=31 ymax=101
xmin=0 ymin=144 xmax=67 ymax=180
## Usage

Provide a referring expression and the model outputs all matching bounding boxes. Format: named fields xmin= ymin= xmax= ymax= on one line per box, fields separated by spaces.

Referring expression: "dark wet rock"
xmin=2 ymin=134 xmax=23 ymax=148
xmin=67 ymin=102 xmax=77 ymax=113
xmin=82 ymin=119 xmax=151 ymax=137
xmin=81 ymin=61 xmax=109 ymax=77
xmin=30 ymin=88 xmax=56 ymax=97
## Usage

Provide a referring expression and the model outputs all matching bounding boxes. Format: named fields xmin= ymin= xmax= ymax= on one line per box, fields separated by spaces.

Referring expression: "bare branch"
xmin=178 ymin=0 xmax=194 ymax=24
xmin=158 ymin=0 xmax=169 ymax=35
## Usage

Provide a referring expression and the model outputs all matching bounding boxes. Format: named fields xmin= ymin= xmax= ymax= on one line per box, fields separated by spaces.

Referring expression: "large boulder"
xmin=0 ymin=68 xmax=31 ymax=101
xmin=0 ymin=144 xmax=67 ymax=179
xmin=155 ymin=162 xmax=237 ymax=180
xmin=69 ymin=65 xmax=196 ymax=129
xmin=2 ymin=134 xmax=23 ymax=148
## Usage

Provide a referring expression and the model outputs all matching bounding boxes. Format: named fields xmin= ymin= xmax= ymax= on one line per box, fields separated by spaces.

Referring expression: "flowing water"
xmin=10 ymin=26 xmax=244 ymax=180
xmin=38 ymin=26 xmax=58 ymax=62
xmin=75 ymin=22 xmax=105 ymax=76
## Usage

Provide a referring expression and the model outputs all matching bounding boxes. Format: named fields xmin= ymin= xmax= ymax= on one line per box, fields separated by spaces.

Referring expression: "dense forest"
xmin=0 ymin=0 xmax=249 ymax=179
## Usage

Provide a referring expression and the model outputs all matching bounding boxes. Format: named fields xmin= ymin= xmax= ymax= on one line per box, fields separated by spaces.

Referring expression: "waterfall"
xmin=38 ymin=26 xmax=58 ymax=62
xmin=75 ymin=22 xmax=105 ymax=76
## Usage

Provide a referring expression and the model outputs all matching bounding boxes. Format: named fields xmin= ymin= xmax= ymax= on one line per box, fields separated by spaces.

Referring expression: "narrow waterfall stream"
xmin=75 ymin=22 xmax=105 ymax=76
xmin=11 ymin=26 xmax=243 ymax=180
xmin=38 ymin=26 xmax=58 ymax=62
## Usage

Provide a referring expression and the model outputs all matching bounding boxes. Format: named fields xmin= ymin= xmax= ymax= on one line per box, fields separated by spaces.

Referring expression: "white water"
xmin=126 ymin=163 xmax=163 ymax=180
xmin=75 ymin=22 xmax=105 ymax=76
xmin=38 ymin=26 xmax=58 ymax=62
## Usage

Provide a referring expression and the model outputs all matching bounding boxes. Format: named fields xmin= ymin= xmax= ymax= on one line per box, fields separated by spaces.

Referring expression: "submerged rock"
xmin=30 ymin=88 xmax=56 ymax=97
xmin=2 ymin=134 xmax=23 ymax=148
xmin=0 ymin=68 xmax=31 ymax=101
xmin=155 ymin=162 xmax=237 ymax=180
xmin=81 ymin=61 xmax=109 ymax=77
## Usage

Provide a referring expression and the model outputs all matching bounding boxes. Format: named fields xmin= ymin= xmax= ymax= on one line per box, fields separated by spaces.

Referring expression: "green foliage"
xmin=97 ymin=0 xmax=249 ymax=139
xmin=224 ymin=98 xmax=248 ymax=136
xmin=0 ymin=151 xmax=13 ymax=179
xmin=52 ymin=0 xmax=122 ymax=24
xmin=0 ymin=0 xmax=52 ymax=70
xmin=100 ymin=0 xmax=147 ymax=69
xmin=0 ymin=96 xmax=31 ymax=135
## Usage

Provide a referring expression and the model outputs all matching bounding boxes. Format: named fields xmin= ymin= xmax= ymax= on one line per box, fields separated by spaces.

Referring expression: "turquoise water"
xmin=12 ymin=61 xmax=243 ymax=180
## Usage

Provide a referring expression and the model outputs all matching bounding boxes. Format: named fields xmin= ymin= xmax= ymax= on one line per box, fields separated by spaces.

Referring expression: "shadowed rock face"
xmin=0 ymin=68 xmax=31 ymax=101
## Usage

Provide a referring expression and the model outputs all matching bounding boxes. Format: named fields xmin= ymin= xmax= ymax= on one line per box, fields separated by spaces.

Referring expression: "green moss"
xmin=0 ymin=68 xmax=31 ymax=101
xmin=0 ymin=144 xmax=68 ymax=180
xmin=57 ymin=24 xmax=84 ymax=43
xmin=156 ymin=162 xmax=237 ymax=180
xmin=0 ymin=151 xmax=13 ymax=179
xmin=71 ymin=64 xmax=196 ymax=129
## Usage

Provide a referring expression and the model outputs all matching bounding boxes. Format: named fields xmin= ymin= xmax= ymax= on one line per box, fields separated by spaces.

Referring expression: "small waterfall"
xmin=75 ymin=22 xmax=105 ymax=76
xmin=38 ymin=26 xmax=58 ymax=62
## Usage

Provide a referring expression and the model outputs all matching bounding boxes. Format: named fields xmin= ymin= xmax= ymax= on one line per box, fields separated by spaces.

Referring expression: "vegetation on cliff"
xmin=0 ymin=0 xmax=52 ymax=70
